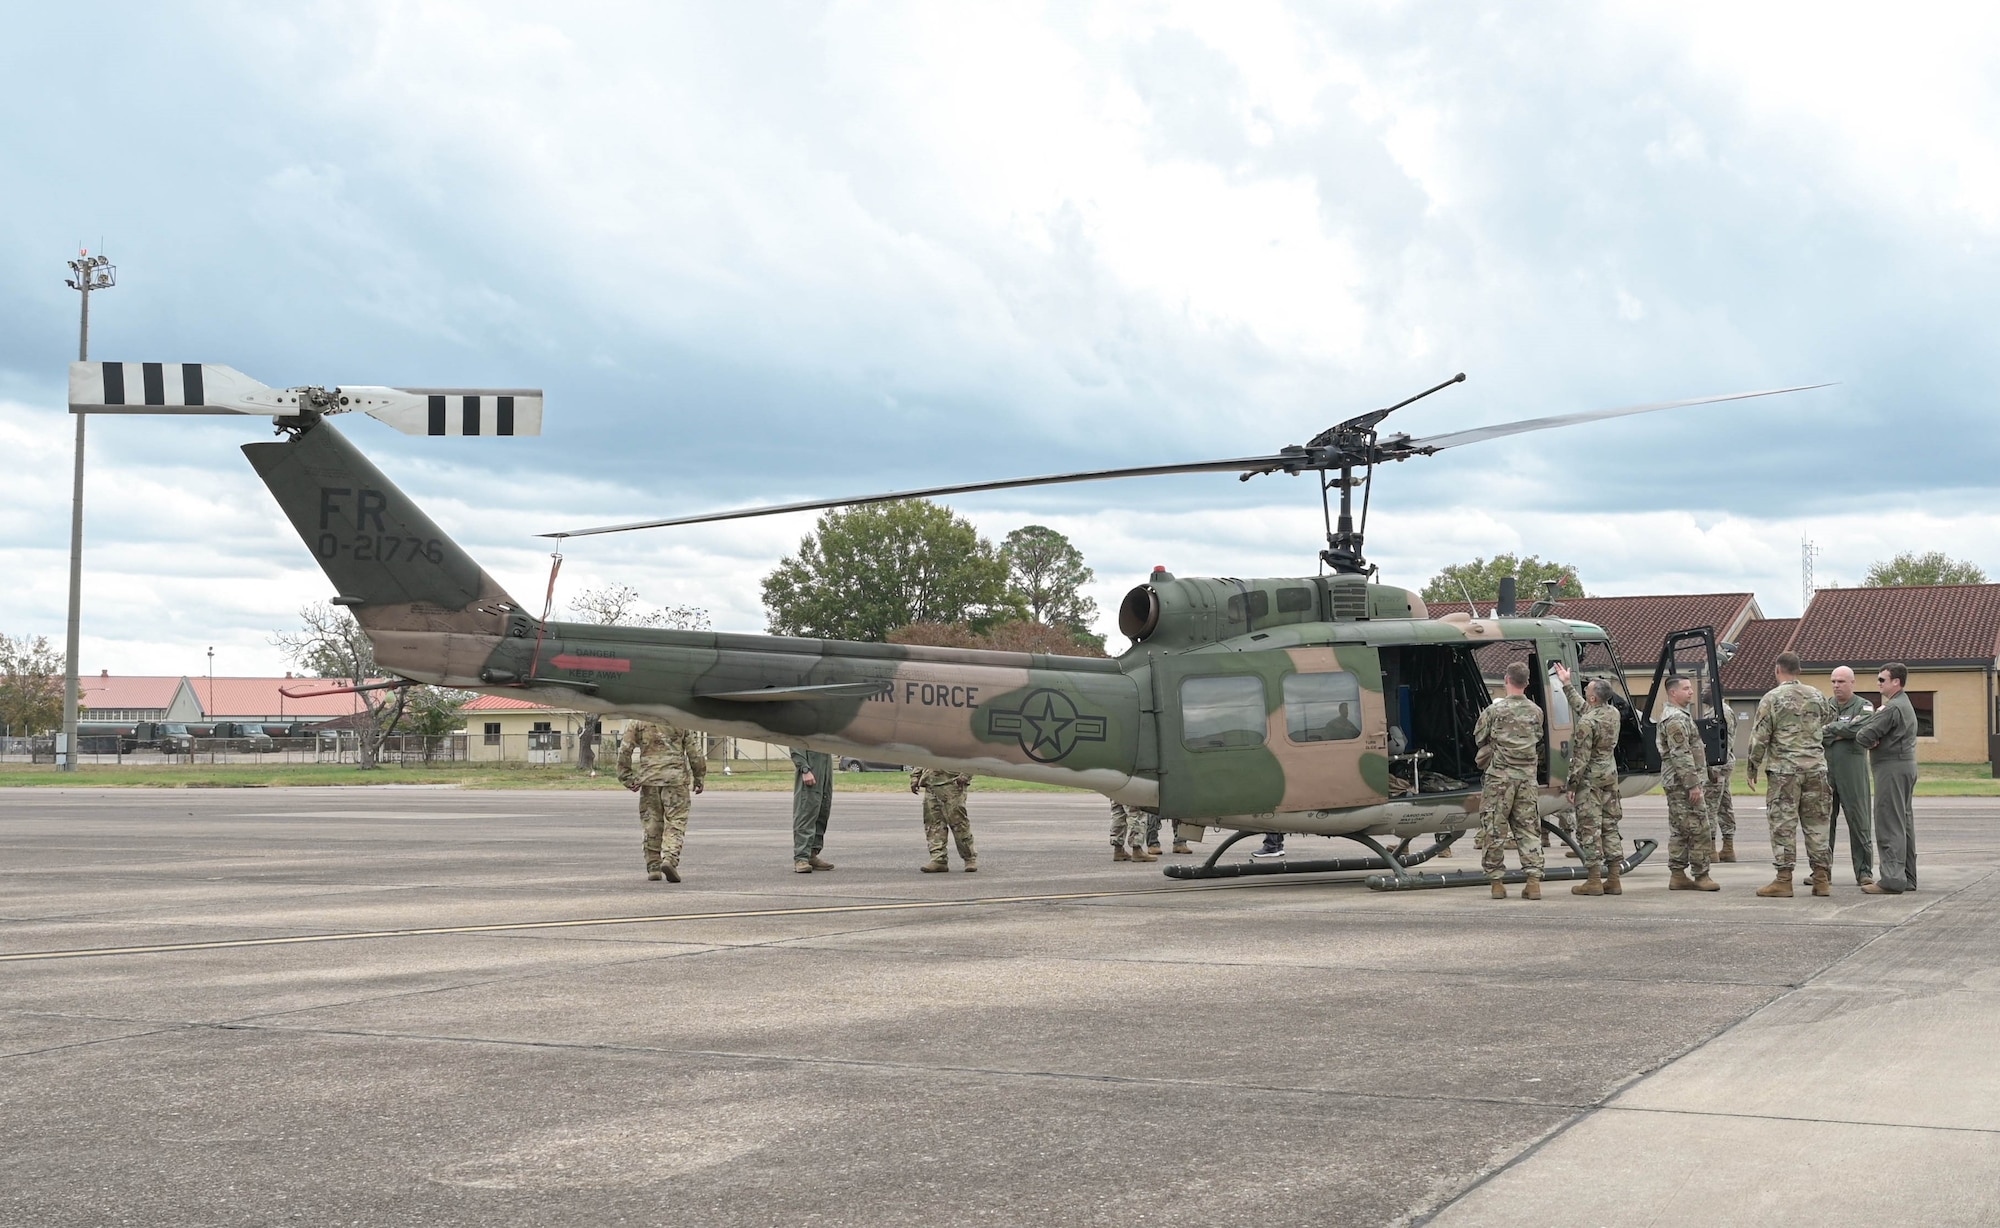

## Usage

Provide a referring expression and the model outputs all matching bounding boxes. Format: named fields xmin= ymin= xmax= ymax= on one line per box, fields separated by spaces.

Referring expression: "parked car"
xmin=839 ymin=757 xmax=908 ymax=772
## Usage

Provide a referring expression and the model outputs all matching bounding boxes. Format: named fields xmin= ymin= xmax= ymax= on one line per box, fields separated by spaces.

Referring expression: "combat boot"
xmin=1491 ymin=882 xmax=1508 ymax=899
xmin=1130 ymin=845 xmax=1158 ymax=863
xmin=808 ymin=854 xmax=836 ymax=870
xmin=1755 ymin=867 xmax=1794 ymax=898
xmin=662 ymin=861 xmax=681 ymax=883
xmin=920 ymin=858 xmax=948 ymax=873
xmin=1810 ymin=865 xmax=1830 ymax=897
xmin=961 ymin=856 xmax=978 ymax=873
xmin=1571 ymin=865 xmax=1604 ymax=896
xmin=1693 ymin=871 xmax=1721 ymax=891
xmin=793 ymin=859 xmax=814 ymax=874
xmin=1719 ymin=836 xmax=1737 ymax=862
xmin=647 ymin=866 xmax=664 ymax=882
xmin=1437 ymin=843 xmax=1455 ymax=858
xmin=1522 ymin=878 xmax=1542 ymax=900
xmin=1111 ymin=845 xmax=1131 ymax=862
xmin=1669 ymin=868 xmax=1697 ymax=890
xmin=1172 ymin=841 xmax=1192 ymax=855
xmin=1147 ymin=844 xmax=1163 ymax=856
xmin=1603 ymin=862 xmax=1623 ymax=895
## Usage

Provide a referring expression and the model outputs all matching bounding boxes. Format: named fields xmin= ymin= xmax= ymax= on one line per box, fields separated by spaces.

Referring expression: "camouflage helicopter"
xmin=71 ymin=363 xmax=1814 ymax=888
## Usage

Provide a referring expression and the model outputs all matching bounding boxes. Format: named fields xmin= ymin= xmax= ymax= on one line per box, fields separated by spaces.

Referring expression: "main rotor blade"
xmin=545 ymin=453 xmax=1302 ymax=538
xmin=1400 ymin=384 xmax=1833 ymax=454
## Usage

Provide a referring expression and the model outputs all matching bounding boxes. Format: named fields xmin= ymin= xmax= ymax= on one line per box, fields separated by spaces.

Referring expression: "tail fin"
xmin=244 ymin=420 xmax=522 ymax=681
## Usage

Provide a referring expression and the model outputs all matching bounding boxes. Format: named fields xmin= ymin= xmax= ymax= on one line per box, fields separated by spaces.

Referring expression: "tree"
xmin=762 ymin=500 xmax=1020 ymax=641
xmin=889 ymin=619 xmax=1107 ymax=657
xmin=1421 ymin=555 xmax=1585 ymax=606
xmin=1000 ymin=525 xmax=1098 ymax=633
xmin=403 ymin=685 xmax=474 ymax=761
xmin=568 ymin=584 xmax=711 ymax=630
xmin=272 ymin=602 xmax=402 ymax=768
xmin=0 ymin=633 xmax=64 ymax=737
xmin=1863 ymin=551 xmax=1987 ymax=587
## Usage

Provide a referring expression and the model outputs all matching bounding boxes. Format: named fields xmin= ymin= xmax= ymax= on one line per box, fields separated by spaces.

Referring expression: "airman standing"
xmin=912 ymin=767 xmax=977 ymax=873
xmin=1660 ymin=676 xmax=1719 ymax=891
xmin=1109 ymin=800 xmax=1156 ymax=863
xmin=1822 ymin=666 xmax=1877 ymax=886
xmin=1555 ymin=665 xmax=1624 ymax=896
xmin=790 ymin=747 xmax=836 ymax=873
xmin=1474 ymin=661 xmax=1545 ymax=900
xmin=1857 ymin=662 xmax=1920 ymax=894
xmin=1745 ymin=651 xmax=1836 ymax=898
xmin=616 ymin=719 xmax=706 ymax=882
xmin=1142 ymin=810 xmax=1191 ymax=857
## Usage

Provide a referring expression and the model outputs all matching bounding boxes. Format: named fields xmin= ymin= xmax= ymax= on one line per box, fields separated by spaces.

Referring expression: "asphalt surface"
xmin=2 ymin=786 xmax=1994 ymax=1227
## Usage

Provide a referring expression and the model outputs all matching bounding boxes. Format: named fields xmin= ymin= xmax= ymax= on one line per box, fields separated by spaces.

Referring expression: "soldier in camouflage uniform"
xmin=1109 ymin=800 xmax=1156 ymax=863
xmin=1659 ymin=676 xmax=1719 ymax=891
xmin=616 ymin=719 xmax=707 ymax=882
xmin=1706 ymin=747 xmax=1738 ymax=862
xmin=1744 ymin=651 xmax=1836 ymax=898
xmin=1555 ymin=664 xmax=1624 ymax=896
xmin=1474 ymin=661 xmax=1545 ymax=900
xmin=912 ymin=767 xmax=977 ymax=872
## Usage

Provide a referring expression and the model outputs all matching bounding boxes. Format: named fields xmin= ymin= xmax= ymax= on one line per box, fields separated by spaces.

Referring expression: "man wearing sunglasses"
xmin=1855 ymin=662 xmax=1919 ymax=894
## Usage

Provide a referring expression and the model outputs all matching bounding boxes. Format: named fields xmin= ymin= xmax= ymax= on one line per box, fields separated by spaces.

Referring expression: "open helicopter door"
xmin=1156 ymin=648 xmax=1389 ymax=821
xmin=1638 ymin=626 xmax=1731 ymax=771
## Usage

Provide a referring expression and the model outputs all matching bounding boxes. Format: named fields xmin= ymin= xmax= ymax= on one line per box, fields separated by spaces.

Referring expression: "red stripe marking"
xmin=551 ymin=653 xmax=631 ymax=673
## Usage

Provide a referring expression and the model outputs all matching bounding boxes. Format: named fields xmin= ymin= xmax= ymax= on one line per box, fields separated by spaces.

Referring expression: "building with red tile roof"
xmin=76 ymin=673 xmax=202 ymax=722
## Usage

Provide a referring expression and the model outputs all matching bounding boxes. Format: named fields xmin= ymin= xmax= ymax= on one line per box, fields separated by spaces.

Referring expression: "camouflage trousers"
xmin=922 ymin=783 xmax=975 ymax=861
xmin=1572 ymin=776 xmax=1625 ymax=870
xmin=1480 ymin=778 xmax=1544 ymax=881
xmin=1666 ymin=789 xmax=1711 ymax=874
xmin=1765 ymin=768 xmax=1833 ymax=871
xmin=638 ymin=780 xmax=692 ymax=869
xmin=1706 ymin=764 xmax=1736 ymax=838
xmin=1109 ymin=802 xmax=1148 ymax=850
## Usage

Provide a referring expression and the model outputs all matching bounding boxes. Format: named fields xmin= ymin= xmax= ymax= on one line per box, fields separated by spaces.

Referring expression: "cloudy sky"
xmin=4 ymin=1 xmax=1997 ymax=676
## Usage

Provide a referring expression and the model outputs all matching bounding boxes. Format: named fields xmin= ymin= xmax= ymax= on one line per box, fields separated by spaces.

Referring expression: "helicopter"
xmin=71 ymin=362 xmax=1815 ymax=889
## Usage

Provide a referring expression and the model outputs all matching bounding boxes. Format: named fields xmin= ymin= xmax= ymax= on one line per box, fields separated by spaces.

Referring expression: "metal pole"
xmin=60 ymin=251 xmax=113 ymax=772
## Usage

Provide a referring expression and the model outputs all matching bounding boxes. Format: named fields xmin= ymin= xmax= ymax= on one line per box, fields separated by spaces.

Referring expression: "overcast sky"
xmin=4 ymin=2 xmax=1998 ymax=676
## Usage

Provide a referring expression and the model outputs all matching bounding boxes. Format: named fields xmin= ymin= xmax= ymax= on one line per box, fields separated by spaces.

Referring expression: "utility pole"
xmin=206 ymin=646 xmax=214 ymax=717
xmin=61 ymin=250 xmax=115 ymax=772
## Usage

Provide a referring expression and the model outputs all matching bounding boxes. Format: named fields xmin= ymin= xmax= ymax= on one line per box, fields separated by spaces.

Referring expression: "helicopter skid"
xmin=1164 ymin=820 xmax=1657 ymax=890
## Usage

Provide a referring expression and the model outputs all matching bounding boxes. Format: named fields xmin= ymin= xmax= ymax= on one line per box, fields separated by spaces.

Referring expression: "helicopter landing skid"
xmin=1162 ymin=829 xmax=1465 ymax=882
xmin=1365 ymin=821 xmax=1659 ymax=891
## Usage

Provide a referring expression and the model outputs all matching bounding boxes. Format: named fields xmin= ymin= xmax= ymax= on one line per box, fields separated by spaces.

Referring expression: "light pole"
xmin=60 ymin=250 xmax=115 ymax=772
xmin=206 ymin=646 xmax=214 ymax=717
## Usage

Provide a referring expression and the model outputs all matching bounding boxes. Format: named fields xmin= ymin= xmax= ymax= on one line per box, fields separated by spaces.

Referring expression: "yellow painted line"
xmin=0 ymin=879 xmax=1300 ymax=964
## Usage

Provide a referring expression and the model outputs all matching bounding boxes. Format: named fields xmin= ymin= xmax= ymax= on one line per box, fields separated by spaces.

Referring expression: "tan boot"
xmin=1810 ymin=865 xmax=1830 ymax=897
xmin=1112 ymin=846 xmax=1131 ymax=862
xmin=1669 ymin=868 xmax=1697 ymax=890
xmin=1756 ymin=867 xmax=1794 ymax=898
xmin=1130 ymin=846 xmax=1158 ymax=863
xmin=808 ymin=854 xmax=836 ymax=870
xmin=920 ymin=858 xmax=948 ymax=873
xmin=1719 ymin=837 xmax=1737 ymax=862
xmin=1572 ymin=865 xmax=1604 ymax=896
xmin=1693 ymin=871 xmax=1721 ymax=891
xmin=1147 ymin=844 xmax=1163 ymax=856
xmin=661 ymin=861 xmax=681 ymax=883
xmin=1603 ymin=862 xmax=1623 ymax=895
xmin=1172 ymin=841 xmax=1192 ymax=855
xmin=647 ymin=866 xmax=664 ymax=882
xmin=1491 ymin=882 xmax=1508 ymax=899
xmin=1522 ymin=878 xmax=1542 ymax=900
xmin=1437 ymin=843 xmax=1455 ymax=858
xmin=961 ymin=856 xmax=977 ymax=873
xmin=794 ymin=859 xmax=814 ymax=874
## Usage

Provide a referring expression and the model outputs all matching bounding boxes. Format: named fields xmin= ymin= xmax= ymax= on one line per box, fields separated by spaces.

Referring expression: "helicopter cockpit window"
xmin=1180 ymin=675 xmax=1268 ymax=750
xmin=1284 ymin=672 xmax=1363 ymax=742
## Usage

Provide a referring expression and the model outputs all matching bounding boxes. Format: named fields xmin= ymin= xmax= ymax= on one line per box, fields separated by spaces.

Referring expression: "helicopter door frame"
xmin=1637 ymin=625 xmax=1731 ymax=771
xmin=1538 ymin=635 xmax=1579 ymax=786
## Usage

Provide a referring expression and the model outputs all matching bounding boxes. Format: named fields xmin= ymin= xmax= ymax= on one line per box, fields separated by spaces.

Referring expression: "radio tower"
xmin=1801 ymin=535 xmax=1821 ymax=610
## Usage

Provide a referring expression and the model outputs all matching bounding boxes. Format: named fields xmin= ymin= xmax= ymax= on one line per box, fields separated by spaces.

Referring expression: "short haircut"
xmin=1665 ymin=674 xmax=1693 ymax=696
xmin=1588 ymin=678 xmax=1615 ymax=703
xmin=1880 ymin=661 xmax=1909 ymax=685
xmin=1503 ymin=661 xmax=1530 ymax=688
xmin=1775 ymin=651 xmax=1801 ymax=675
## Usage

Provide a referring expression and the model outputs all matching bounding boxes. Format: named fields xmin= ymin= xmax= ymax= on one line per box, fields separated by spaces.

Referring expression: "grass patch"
xmin=0 ymin=762 xmax=1085 ymax=793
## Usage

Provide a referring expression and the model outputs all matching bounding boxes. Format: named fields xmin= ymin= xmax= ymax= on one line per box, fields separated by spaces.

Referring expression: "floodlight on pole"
xmin=59 ymin=250 xmax=116 ymax=772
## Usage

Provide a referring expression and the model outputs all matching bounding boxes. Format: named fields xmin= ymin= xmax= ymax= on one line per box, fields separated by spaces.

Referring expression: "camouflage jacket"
xmin=912 ymin=767 xmax=971 ymax=792
xmin=1568 ymin=699 xmax=1622 ymax=786
xmin=1656 ymin=704 xmax=1703 ymax=794
xmin=1748 ymin=680 xmax=1833 ymax=775
xmin=617 ymin=721 xmax=706 ymax=788
xmin=1474 ymin=694 xmax=1543 ymax=783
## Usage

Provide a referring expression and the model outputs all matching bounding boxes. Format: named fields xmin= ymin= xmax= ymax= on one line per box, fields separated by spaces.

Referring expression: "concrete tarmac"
xmin=1 ymin=786 xmax=1993 ymax=1226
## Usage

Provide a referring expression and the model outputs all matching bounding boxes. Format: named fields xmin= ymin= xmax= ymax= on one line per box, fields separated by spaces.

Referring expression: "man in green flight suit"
xmin=1821 ymin=665 xmax=1876 ymax=886
xmin=790 ymin=747 xmax=836 ymax=874
xmin=1660 ymin=676 xmax=1720 ymax=892
xmin=1857 ymin=662 xmax=1920 ymax=894
xmin=912 ymin=767 xmax=977 ymax=872
xmin=1554 ymin=664 xmax=1625 ymax=896
xmin=1745 ymin=651 xmax=1836 ymax=898
xmin=1474 ymin=661 xmax=1545 ymax=900
xmin=616 ymin=719 xmax=706 ymax=882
